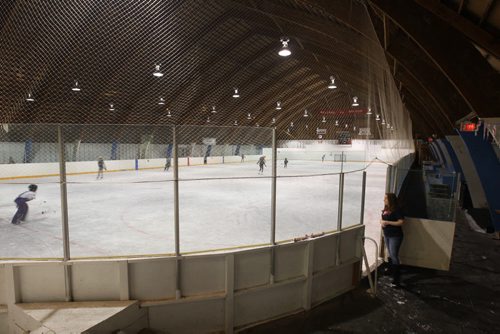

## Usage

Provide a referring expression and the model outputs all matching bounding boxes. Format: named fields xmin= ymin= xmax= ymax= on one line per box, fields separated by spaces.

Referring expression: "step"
xmin=11 ymin=300 xmax=147 ymax=333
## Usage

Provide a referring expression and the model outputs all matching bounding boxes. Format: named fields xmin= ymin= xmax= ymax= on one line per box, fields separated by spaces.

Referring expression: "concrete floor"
xmin=0 ymin=160 xmax=387 ymax=261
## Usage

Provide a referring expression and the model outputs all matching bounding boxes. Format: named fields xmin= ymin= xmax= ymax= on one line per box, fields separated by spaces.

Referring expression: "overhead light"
xmin=234 ymin=120 xmax=238 ymax=126
xmin=352 ymin=96 xmax=359 ymax=107
xmin=353 ymin=126 xmax=356 ymax=131
xmin=390 ymin=125 xmax=394 ymax=131
xmin=167 ymin=109 xmax=172 ymax=117
xmin=335 ymin=120 xmax=339 ymax=126
xmin=367 ymin=107 xmax=372 ymax=115
xmin=109 ymin=103 xmax=115 ymax=111
xmin=207 ymin=116 xmax=210 ymax=123
xmin=247 ymin=113 xmax=252 ymax=120
xmin=153 ymin=64 xmax=163 ymax=77
xmin=303 ymin=109 xmax=309 ymax=117
xmin=72 ymin=81 xmax=81 ymax=92
xmin=276 ymin=101 xmax=282 ymax=110
xmin=305 ymin=124 xmax=308 ymax=129
xmin=381 ymin=119 xmax=386 ymax=125
xmin=232 ymin=88 xmax=240 ymax=98
xmin=256 ymin=123 xmax=260 ymax=127
xmin=278 ymin=37 xmax=291 ymax=57
xmin=345 ymin=124 xmax=348 ymax=128
xmin=26 ymin=93 xmax=35 ymax=102
xmin=272 ymin=117 xmax=276 ymax=124
xmin=376 ymin=114 xmax=381 ymax=121
xmin=290 ymin=121 xmax=294 ymax=127
xmin=328 ymin=76 xmax=337 ymax=89
xmin=211 ymin=106 xmax=216 ymax=113
xmin=158 ymin=97 xmax=165 ymax=105
xmin=386 ymin=123 xmax=390 ymax=129
xmin=322 ymin=116 xmax=326 ymax=123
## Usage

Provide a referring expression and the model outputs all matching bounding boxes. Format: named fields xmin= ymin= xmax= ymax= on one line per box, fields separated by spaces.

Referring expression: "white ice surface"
xmin=0 ymin=160 xmax=387 ymax=262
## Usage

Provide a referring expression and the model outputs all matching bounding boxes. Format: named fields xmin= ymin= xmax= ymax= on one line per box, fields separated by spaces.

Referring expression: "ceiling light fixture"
xmin=72 ymin=81 xmax=81 ymax=92
xmin=367 ymin=107 xmax=372 ymax=115
xmin=272 ymin=117 xmax=276 ymax=124
xmin=328 ymin=76 xmax=337 ymax=89
xmin=232 ymin=88 xmax=240 ymax=98
xmin=207 ymin=117 xmax=210 ymax=123
xmin=276 ymin=101 xmax=282 ymax=110
xmin=376 ymin=114 xmax=381 ymax=121
xmin=335 ymin=120 xmax=339 ymax=126
xmin=290 ymin=121 xmax=294 ymax=127
xmin=153 ymin=64 xmax=163 ymax=77
xmin=211 ymin=106 xmax=216 ymax=113
xmin=167 ymin=109 xmax=172 ymax=117
xmin=278 ymin=37 xmax=291 ymax=57
xmin=26 ymin=93 xmax=35 ymax=102
xmin=109 ymin=103 xmax=115 ymax=111
xmin=322 ymin=116 xmax=326 ymax=123
xmin=234 ymin=120 xmax=238 ymax=126
xmin=303 ymin=109 xmax=309 ymax=117
xmin=158 ymin=97 xmax=165 ymax=105
xmin=381 ymin=119 xmax=386 ymax=125
xmin=352 ymin=96 xmax=359 ymax=107
xmin=247 ymin=113 xmax=252 ymax=120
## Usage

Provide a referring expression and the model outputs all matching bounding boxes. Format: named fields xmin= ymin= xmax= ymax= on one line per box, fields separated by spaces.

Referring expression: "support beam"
xmin=383 ymin=14 xmax=388 ymax=50
xmin=370 ymin=0 xmax=500 ymax=119
xmin=413 ymin=0 xmax=500 ymax=58
xmin=479 ymin=0 xmax=494 ymax=26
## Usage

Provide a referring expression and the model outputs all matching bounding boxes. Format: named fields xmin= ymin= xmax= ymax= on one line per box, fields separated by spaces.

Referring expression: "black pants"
xmin=12 ymin=201 xmax=28 ymax=224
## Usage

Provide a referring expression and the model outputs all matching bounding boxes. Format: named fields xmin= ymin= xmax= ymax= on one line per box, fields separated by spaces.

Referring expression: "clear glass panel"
xmin=65 ymin=125 xmax=174 ymax=257
xmin=177 ymin=125 xmax=273 ymax=253
xmin=0 ymin=124 xmax=63 ymax=259
xmin=341 ymin=171 xmax=364 ymax=229
xmin=276 ymin=160 xmax=340 ymax=242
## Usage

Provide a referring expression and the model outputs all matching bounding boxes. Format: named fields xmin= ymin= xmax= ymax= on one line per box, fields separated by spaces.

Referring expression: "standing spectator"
xmin=380 ymin=193 xmax=405 ymax=287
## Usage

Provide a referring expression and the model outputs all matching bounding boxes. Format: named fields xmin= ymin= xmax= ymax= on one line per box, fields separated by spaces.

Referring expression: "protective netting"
xmin=0 ymin=0 xmax=413 ymax=161
xmin=0 ymin=0 xmax=414 ymax=258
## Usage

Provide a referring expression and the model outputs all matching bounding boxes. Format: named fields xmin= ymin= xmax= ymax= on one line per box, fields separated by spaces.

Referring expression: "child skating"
xmin=11 ymin=184 xmax=37 ymax=225
xmin=97 ymin=157 xmax=107 ymax=179
xmin=257 ymin=156 xmax=266 ymax=174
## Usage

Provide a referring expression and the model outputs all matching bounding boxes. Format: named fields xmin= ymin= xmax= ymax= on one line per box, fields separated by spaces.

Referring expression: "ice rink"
xmin=0 ymin=160 xmax=387 ymax=260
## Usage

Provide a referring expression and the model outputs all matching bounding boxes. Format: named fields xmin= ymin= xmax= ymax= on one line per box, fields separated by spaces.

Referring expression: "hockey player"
xmin=97 ymin=157 xmax=107 ymax=179
xmin=322 ymin=154 xmax=326 ymax=162
xmin=284 ymin=157 xmax=288 ymax=168
xmin=257 ymin=156 xmax=266 ymax=174
xmin=11 ymin=184 xmax=37 ymax=225
xmin=164 ymin=157 xmax=171 ymax=171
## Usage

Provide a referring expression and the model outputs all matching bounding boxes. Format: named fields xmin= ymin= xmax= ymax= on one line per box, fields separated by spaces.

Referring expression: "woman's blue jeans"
xmin=385 ymin=235 xmax=404 ymax=265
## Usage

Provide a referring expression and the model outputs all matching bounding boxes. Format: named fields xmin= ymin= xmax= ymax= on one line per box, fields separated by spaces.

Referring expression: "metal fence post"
xmin=360 ymin=171 xmax=367 ymax=225
xmin=173 ymin=126 xmax=181 ymax=299
xmin=57 ymin=126 xmax=72 ymax=302
xmin=337 ymin=173 xmax=345 ymax=231
xmin=270 ymin=128 xmax=277 ymax=284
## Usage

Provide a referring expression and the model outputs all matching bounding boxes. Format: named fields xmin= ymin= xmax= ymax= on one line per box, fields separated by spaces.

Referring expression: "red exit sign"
xmin=463 ymin=123 xmax=476 ymax=132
